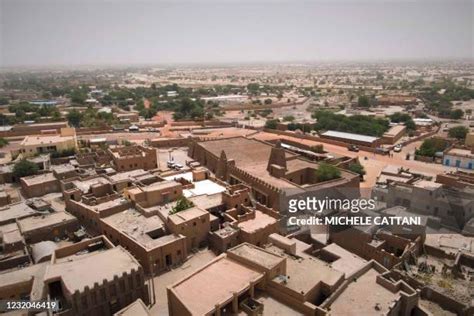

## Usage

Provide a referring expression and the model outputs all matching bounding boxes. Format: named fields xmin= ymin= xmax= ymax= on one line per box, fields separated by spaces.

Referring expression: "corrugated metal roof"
xmin=321 ymin=130 xmax=379 ymax=143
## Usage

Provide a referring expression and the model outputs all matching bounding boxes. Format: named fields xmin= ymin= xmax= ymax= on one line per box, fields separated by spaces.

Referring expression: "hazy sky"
xmin=0 ymin=0 xmax=472 ymax=67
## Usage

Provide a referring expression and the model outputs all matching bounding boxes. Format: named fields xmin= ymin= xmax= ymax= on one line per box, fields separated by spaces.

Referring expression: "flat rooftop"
xmin=328 ymin=268 xmax=401 ymax=315
xmin=142 ymin=180 xmax=181 ymax=192
xmin=21 ymin=173 xmax=57 ymax=186
xmin=164 ymin=172 xmax=194 ymax=183
xmin=0 ymin=262 xmax=49 ymax=300
xmin=321 ymin=243 xmax=367 ymax=278
xmin=0 ymin=202 xmax=38 ymax=225
xmin=197 ymin=137 xmax=299 ymax=189
xmin=321 ymin=130 xmax=379 ymax=143
xmin=164 ymin=172 xmax=226 ymax=198
xmin=44 ymin=246 xmax=141 ymax=294
xmin=412 ymin=179 xmax=442 ymax=190
xmin=383 ymin=125 xmax=406 ymax=137
xmin=90 ymin=198 xmax=129 ymax=213
xmin=71 ymin=177 xmax=110 ymax=193
xmin=188 ymin=192 xmax=223 ymax=210
xmin=213 ymin=225 xmax=239 ymax=238
xmin=168 ymin=207 xmax=208 ymax=225
xmin=237 ymin=210 xmax=277 ymax=233
xmin=101 ymin=208 xmax=182 ymax=250
xmin=446 ymin=148 xmax=474 ymax=158
xmin=51 ymin=164 xmax=76 ymax=174
xmin=424 ymin=233 xmax=473 ymax=255
xmin=170 ymin=255 xmax=263 ymax=315
xmin=108 ymin=169 xmax=149 ymax=182
xmin=183 ymin=179 xmax=226 ymax=198
xmin=0 ymin=222 xmax=22 ymax=245
xmin=21 ymin=135 xmax=74 ymax=147
xmin=110 ymin=146 xmax=149 ymax=158
xmin=17 ymin=211 xmax=77 ymax=234
xmin=266 ymin=245 xmax=343 ymax=295
xmin=228 ymin=243 xmax=284 ymax=270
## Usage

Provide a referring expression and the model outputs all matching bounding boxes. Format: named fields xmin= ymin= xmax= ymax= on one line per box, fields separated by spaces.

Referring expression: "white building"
xmin=443 ymin=148 xmax=474 ymax=170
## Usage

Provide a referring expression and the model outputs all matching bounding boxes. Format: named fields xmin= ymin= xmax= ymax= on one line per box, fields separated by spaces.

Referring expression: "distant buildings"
xmin=382 ymin=125 xmax=406 ymax=144
xmin=320 ymin=130 xmax=382 ymax=148
xmin=1 ymin=121 xmax=69 ymax=138
xmin=108 ymin=145 xmax=158 ymax=171
xmin=29 ymin=100 xmax=59 ymax=106
xmin=15 ymin=127 xmax=77 ymax=157
xmin=376 ymin=95 xmax=417 ymax=106
xmin=412 ymin=118 xmax=434 ymax=127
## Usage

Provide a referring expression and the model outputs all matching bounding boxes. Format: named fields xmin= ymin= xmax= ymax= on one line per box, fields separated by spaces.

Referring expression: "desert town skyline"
xmin=0 ymin=0 xmax=473 ymax=315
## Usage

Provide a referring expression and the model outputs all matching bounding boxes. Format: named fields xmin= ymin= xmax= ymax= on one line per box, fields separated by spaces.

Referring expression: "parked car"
xmin=376 ymin=147 xmax=390 ymax=155
xmin=393 ymin=144 xmax=402 ymax=152
xmin=347 ymin=144 xmax=359 ymax=152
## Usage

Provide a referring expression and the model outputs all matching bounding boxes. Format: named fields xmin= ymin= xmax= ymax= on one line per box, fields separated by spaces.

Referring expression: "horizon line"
xmin=2 ymin=57 xmax=474 ymax=71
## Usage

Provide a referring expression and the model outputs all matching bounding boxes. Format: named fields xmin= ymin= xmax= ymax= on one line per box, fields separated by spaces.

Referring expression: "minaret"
xmin=216 ymin=150 xmax=228 ymax=180
xmin=267 ymin=140 xmax=287 ymax=173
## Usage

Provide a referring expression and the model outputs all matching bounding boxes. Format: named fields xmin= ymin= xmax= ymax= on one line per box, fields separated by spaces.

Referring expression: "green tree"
xmin=0 ymin=97 xmax=9 ymax=105
xmin=348 ymin=162 xmax=366 ymax=177
xmin=67 ymin=110 xmax=82 ymax=127
xmin=389 ymin=112 xmax=416 ymax=130
xmin=283 ymin=115 xmax=295 ymax=122
xmin=70 ymin=89 xmax=87 ymax=105
xmin=247 ymin=83 xmax=260 ymax=95
xmin=315 ymin=162 xmax=341 ymax=182
xmin=140 ymin=108 xmax=157 ymax=119
xmin=450 ymin=109 xmax=464 ymax=120
xmin=264 ymin=98 xmax=272 ymax=105
xmin=264 ymin=119 xmax=279 ymax=129
xmin=448 ymin=126 xmax=469 ymax=140
xmin=357 ymin=95 xmax=370 ymax=108
xmin=13 ymin=159 xmax=39 ymax=178
xmin=416 ymin=138 xmax=448 ymax=157
xmin=312 ymin=110 xmax=389 ymax=137
xmin=170 ymin=197 xmax=194 ymax=215
xmin=51 ymin=110 xmax=62 ymax=121
xmin=0 ymin=138 xmax=8 ymax=148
